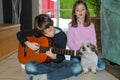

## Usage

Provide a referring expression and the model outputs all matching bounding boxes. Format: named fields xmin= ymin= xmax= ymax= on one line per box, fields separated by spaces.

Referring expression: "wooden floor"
xmin=104 ymin=59 xmax=120 ymax=79
xmin=0 ymin=52 xmax=119 ymax=80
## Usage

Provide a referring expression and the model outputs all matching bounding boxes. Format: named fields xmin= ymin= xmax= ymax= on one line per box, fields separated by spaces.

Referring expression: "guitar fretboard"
xmin=39 ymin=46 xmax=81 ymax=57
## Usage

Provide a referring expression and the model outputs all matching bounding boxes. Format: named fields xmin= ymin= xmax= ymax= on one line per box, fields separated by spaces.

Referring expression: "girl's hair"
xmin=71 ymin=0 xmax=91 ymax=27
xmin=34 ymin=14 xmax=53 ymax=34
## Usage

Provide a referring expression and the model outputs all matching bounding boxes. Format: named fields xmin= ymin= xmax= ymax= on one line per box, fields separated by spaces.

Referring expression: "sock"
xmin=28 ymin=76 xmax=33 ymax=80
xmin=33 ymin=74 xmax=47 ymax=80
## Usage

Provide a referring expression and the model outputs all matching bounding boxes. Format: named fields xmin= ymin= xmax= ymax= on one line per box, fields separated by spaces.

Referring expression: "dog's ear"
xmin=79 ymin=46 xmax=82 ymax=52
xmin=79 ymin=46 xmax=83 ymax=54
xmin=90 ymin=43 xmax=96 ymax=52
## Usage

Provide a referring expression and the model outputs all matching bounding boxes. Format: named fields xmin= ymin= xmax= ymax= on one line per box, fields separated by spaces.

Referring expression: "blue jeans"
xmin=25 ymin=58 xmax=105 ymax=80
xmin=25 ymin=58 xmax=82 ymax=80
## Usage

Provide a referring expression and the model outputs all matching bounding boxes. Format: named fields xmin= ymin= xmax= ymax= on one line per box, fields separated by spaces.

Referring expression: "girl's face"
xmin=75 ymin=3 xmax=86 ymax=21
xmin=43 ymin=26 xmax=55 ymax=37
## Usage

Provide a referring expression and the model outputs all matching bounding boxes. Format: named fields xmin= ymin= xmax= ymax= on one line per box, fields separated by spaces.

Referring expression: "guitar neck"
xmin=39 ymin=46 xmax=81 ymax=57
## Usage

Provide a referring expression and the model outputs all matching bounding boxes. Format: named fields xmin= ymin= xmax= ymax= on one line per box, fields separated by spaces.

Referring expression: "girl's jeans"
xmin=25 ymin=58 xmax=105 ymax=80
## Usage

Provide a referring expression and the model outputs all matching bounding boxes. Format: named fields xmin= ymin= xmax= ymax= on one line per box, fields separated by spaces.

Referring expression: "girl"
xmin=17 ymin=14 xmax=82 ymax=80
xmin=67 ymin=0 xmax=105 ymax=71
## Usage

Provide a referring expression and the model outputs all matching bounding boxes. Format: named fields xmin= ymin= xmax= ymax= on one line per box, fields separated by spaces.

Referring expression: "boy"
xmin=17 ymin=14 xmax=82 ymax=80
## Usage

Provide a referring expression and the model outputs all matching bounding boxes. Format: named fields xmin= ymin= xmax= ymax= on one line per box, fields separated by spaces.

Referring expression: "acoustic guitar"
xmin=18 ymin=36 xmax=81 ymax=64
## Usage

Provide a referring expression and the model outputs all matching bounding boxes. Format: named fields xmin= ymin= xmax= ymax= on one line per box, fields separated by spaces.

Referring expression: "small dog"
xmin=80 ymin=42 xmax=98 ymax=74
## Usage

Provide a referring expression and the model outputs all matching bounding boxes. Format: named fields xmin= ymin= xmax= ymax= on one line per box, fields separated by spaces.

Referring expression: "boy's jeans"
xmin=25 ymin=58 xmax=105 ymax=80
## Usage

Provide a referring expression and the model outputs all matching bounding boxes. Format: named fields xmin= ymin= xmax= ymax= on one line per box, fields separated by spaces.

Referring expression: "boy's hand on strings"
xmin=46 ymin=48 xmax=57 ymax=59
xmin=25 ymin=41 xmax=40 ymax=51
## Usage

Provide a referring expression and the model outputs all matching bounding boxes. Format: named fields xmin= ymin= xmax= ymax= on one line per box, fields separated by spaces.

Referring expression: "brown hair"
xmin=71 ymin=0 xmax=91 ymax=27
xmin=34 ymin=14 xmax=53 ymax=34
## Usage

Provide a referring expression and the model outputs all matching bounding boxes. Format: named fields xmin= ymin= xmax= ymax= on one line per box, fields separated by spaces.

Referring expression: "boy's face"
xmin=43 ymin=26 xmax=55 ymax=37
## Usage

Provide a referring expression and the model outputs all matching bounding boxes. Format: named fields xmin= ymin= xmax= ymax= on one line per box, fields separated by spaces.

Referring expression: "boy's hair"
xmin=34 ymin=14 xmax=53 ymax=34
xmin=71 ymin=0 xmax=91 ymax=27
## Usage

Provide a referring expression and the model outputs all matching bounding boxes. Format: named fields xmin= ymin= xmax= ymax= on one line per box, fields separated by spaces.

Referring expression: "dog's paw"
xmin=84 ymin=71 xmax=89 ymax=74
xmin=91 ymin=70 xmax=97 ymax=74
xmin=83 ymin=70 xmax=89 ymax=74
xmin=92 ymin=71 xmax=96 ymax=74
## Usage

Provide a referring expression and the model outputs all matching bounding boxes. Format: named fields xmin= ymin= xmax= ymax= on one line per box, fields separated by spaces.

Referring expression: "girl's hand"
xmin=25 ymin=41 xmax=40 ymax=51
xmin=45 ymin=48 xmax=57 ymax=59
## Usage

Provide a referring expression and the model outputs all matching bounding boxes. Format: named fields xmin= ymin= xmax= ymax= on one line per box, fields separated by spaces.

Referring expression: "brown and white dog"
xmin=80 ymin=42 xmax=98 ymax=73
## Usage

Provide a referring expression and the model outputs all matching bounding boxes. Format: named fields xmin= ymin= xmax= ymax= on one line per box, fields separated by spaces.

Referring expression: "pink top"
xmin=67 ymin=21 xmax=97 ymax=50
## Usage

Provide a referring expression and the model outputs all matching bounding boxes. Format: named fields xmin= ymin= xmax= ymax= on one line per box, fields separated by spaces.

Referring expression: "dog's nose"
xmin=82 ymin=47 xmax=86 ymax=51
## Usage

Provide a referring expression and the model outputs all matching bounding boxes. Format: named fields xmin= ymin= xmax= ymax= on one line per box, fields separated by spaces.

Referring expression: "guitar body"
xmin=18 ymin=36 xmax=52 ymax=64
